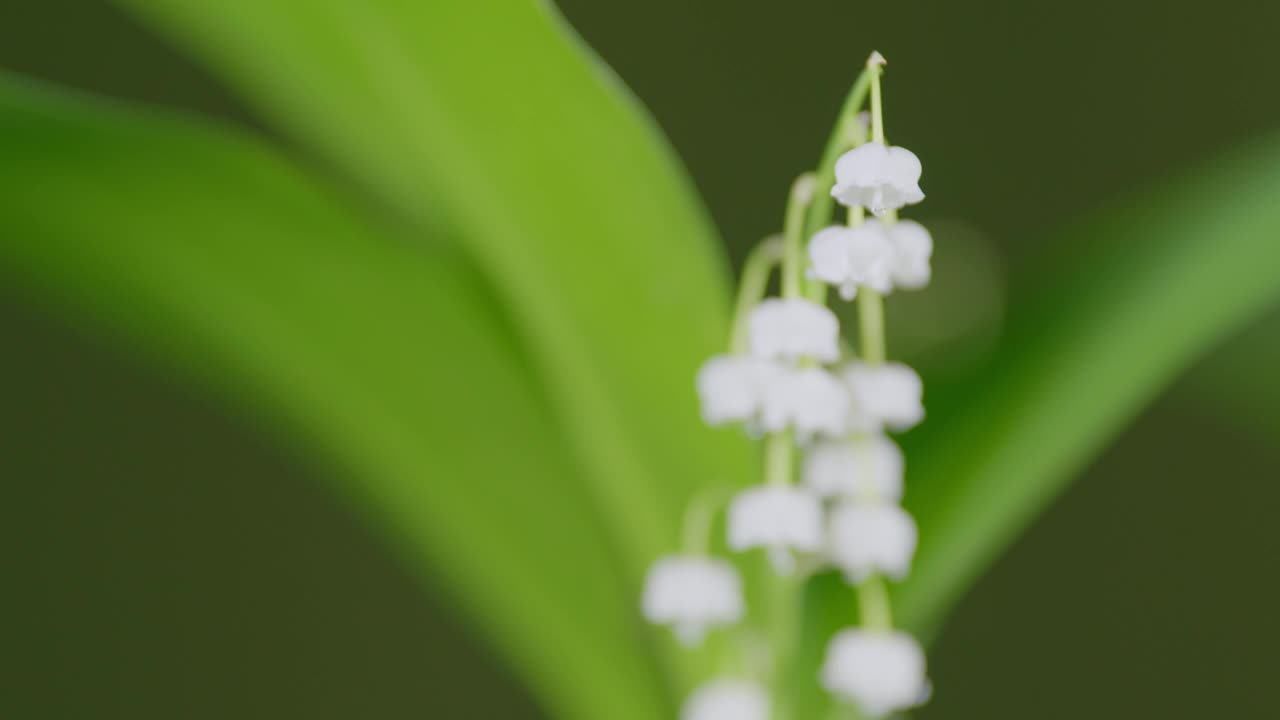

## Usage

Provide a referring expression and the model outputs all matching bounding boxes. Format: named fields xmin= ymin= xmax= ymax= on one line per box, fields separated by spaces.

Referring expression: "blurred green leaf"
xmin=897 ymin=133 xmax=1280 ymax=637
xmin=115 ymin=0 xmax=753 ymax=569
xmin=0 ymin=75 xmax=669 ymax=720
xmin=1183 ymin=305 xmax=1280 ymax=438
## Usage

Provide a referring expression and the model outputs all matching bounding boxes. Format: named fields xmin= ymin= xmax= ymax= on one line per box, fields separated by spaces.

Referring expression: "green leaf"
xmin=0 ymin=75 xmax=669 ymax=720
xmin=1183 ymin=306 xmax=1280 ymax=438
xmin=114 ymin=0 xmax=754 ymax=570
xmin=896 ymin=132 xmax=1280 ymax=637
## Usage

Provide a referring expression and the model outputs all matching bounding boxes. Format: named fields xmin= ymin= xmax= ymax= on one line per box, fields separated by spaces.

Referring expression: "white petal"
xmin=696 ymin=355 xmax=781 ymax=426
xmin=821 ymin=629 xmax=928 ymax=717
xmin=843 ymin=362 xmax=924 ymax=431
xmin=830 ymin=142 xmax=926 ymax=213
xmin=728 ymin=485 xmax=824 ymax=556
xmin=846 ymin=221 xmax=895 ymax=293
xmin=682 ymin=680 xmax=770 ymax=720
xmin=642 ymin=555 xmax=744 ymax=645
xmin=833 ymin=142 xmax=891 ymax=190
xmin=749 ymin=298 xmax=841 ymax=363
xmin=886 ymin=146 xmax=923 ymax=190
xmin=768 ymin=546 xmax=797 ymax=576
xmin=808 ymin=226 xmax=854 ymax=286
xmin=888 ymin=220 xmax=933 ymax=290
xmin=828 ymin=502 xmax=918 ymax=582
xmin=802 ymin=435 xmax=904 ymax=501
xmin=809 ymin=223 xmax=895 ymax=298
xmin=761 ymin=367 xmax=850 ymax=438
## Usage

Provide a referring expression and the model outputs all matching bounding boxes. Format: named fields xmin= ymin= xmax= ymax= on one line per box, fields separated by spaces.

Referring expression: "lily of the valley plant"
xmin=644 ymin=52 xmax=934 ymax=719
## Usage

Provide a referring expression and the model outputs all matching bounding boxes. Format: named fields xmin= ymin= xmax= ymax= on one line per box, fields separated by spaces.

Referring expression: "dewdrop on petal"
xmin=681 ymin=680 xmax=770 ymax=720
xmin=807 ymin=224 xmax=894 ymax=300
xmin=760 ymin=367 xmax=849 ymax=438
xmin=728 ymin=485 xmax=823 ymax=574
xmin=642 ymin=555 xmax=745 ymax=647
xmin=748 ymin=298 xmax=841 ymax=363
xmin=843 ymin=362 xmax=925 ymax=431
xmin=803 ymin=435 xmax=904 ymax=501
xmin=696 ymin=355 xmax=782 ymax=426
xmin=828 ymin=502 xmax=918 ymax=582
xmin=831 ymin=142 xmax=925 ymax=216
xmin=821 ymin=629 xmax=930 ymax=717
xmin=887 ymin=219 xmax=933 ymax=290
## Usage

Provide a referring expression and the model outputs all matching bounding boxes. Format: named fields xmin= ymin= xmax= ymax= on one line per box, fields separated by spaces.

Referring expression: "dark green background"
xmin=3 ymin=1 xmax=1278 ymax=717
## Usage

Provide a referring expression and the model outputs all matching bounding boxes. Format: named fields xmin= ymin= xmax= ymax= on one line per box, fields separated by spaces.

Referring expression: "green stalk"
xmin=729 ymin=236 xmax=785 ymax=354
xmin=681 ymin=488 xmax=733 ymax=556
xmin=855 ymin=288 xmax=886 ymax=365
xmin=763 ymin=170 xmax=814 ymax=719
xmin=804 ymin=70 xmax=874 ymax=241
xmin=868 ymin=55 xmax=887 ymax=146
xmin=852 ymin=51 xmax=897 ymax=636
xmin=761 ymin=426 xmax=798 ymax=720
xmin=783 ymin=174 xmax=817 ymax=298
xmin=804 ymin=69 xmax=873 ymax=302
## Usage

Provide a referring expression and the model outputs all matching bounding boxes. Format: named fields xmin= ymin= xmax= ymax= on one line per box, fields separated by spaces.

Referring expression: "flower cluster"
xmin=808 ymin=219 xmax=932 ymax=300
xmin=642 ymin=52 xmax=935 ymax=719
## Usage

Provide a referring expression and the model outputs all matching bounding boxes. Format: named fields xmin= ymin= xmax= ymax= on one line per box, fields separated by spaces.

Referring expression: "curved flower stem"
xmin=761 ymin=427 xmax=798 ymax=720
xmin=729 ymin=235 xmax=785 ymax=353
xmin=763 ymin=169 xmax=818 ymax=719
xmin=803 ymin=70 xmax=874 ymax=241
xmin=783 ymin=174 xmax=817 ymax=299
xmin=680 ymin=487 xmax=733 ymax=556
xmin=758 ymin=53 xmax=893 ymax=720
xmin=805 ymin=71 xmax=872 ymax=303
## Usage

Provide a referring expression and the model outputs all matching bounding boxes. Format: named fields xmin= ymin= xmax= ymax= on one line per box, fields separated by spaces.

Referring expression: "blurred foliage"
xmin=2 ymin=0 xmax=1280 ymax=719
xmin=117 ymin=0 xmax=755 ymax=571
xmin=0 ymin=74 xmax=669 ymax=720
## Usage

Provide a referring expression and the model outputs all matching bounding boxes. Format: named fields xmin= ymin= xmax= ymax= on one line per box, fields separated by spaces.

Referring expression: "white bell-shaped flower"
xmin=696 ymin=354 xmax=782 ymax=427
xmin=842 ymin=362 xmax=924 ymax=431
xmin=760 ymin=367 xmax=849 ymax=438
xmin=681 ymin=680 xmax=770 ymax=720
xmin=821 ymin=629 xmax=930 ymax=717
xmin=828 ymin=502 xmax=918 ymax=582
xmin=807 ymin=224 xmax=894 ymax=300
xmin=728 ymin=485 xmax=824 ymax=574
xmin=807 ymin=226 xmax=854 ymax=291
xmin=802 ymin=435 xmax=904 ymax=501
xmin=846 ymin=225 xmax=896 ymax=295
xmin=642 ymin=555 xmax=745 ymax=647
xmin=831 ymin=141 xmax=925 ymax=216
xmin=887 ymin=219 xmax=933 ymax=290
xmin=749 ymin=298 xmax=840 ymax=363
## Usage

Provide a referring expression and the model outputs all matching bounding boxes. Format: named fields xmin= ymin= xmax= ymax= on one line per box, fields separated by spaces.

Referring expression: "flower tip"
xmin=768 ymin=547 xmax=796 ymax=576
xmin=843 ymin=112 xmax=871 ymax=144
xmin=868 ymin=50 xmax=887 ymax=68
xmin=792 ymin=173 xmax=818 ymax=204
xmin=676 ymin=622 xmax=706 ymax=648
